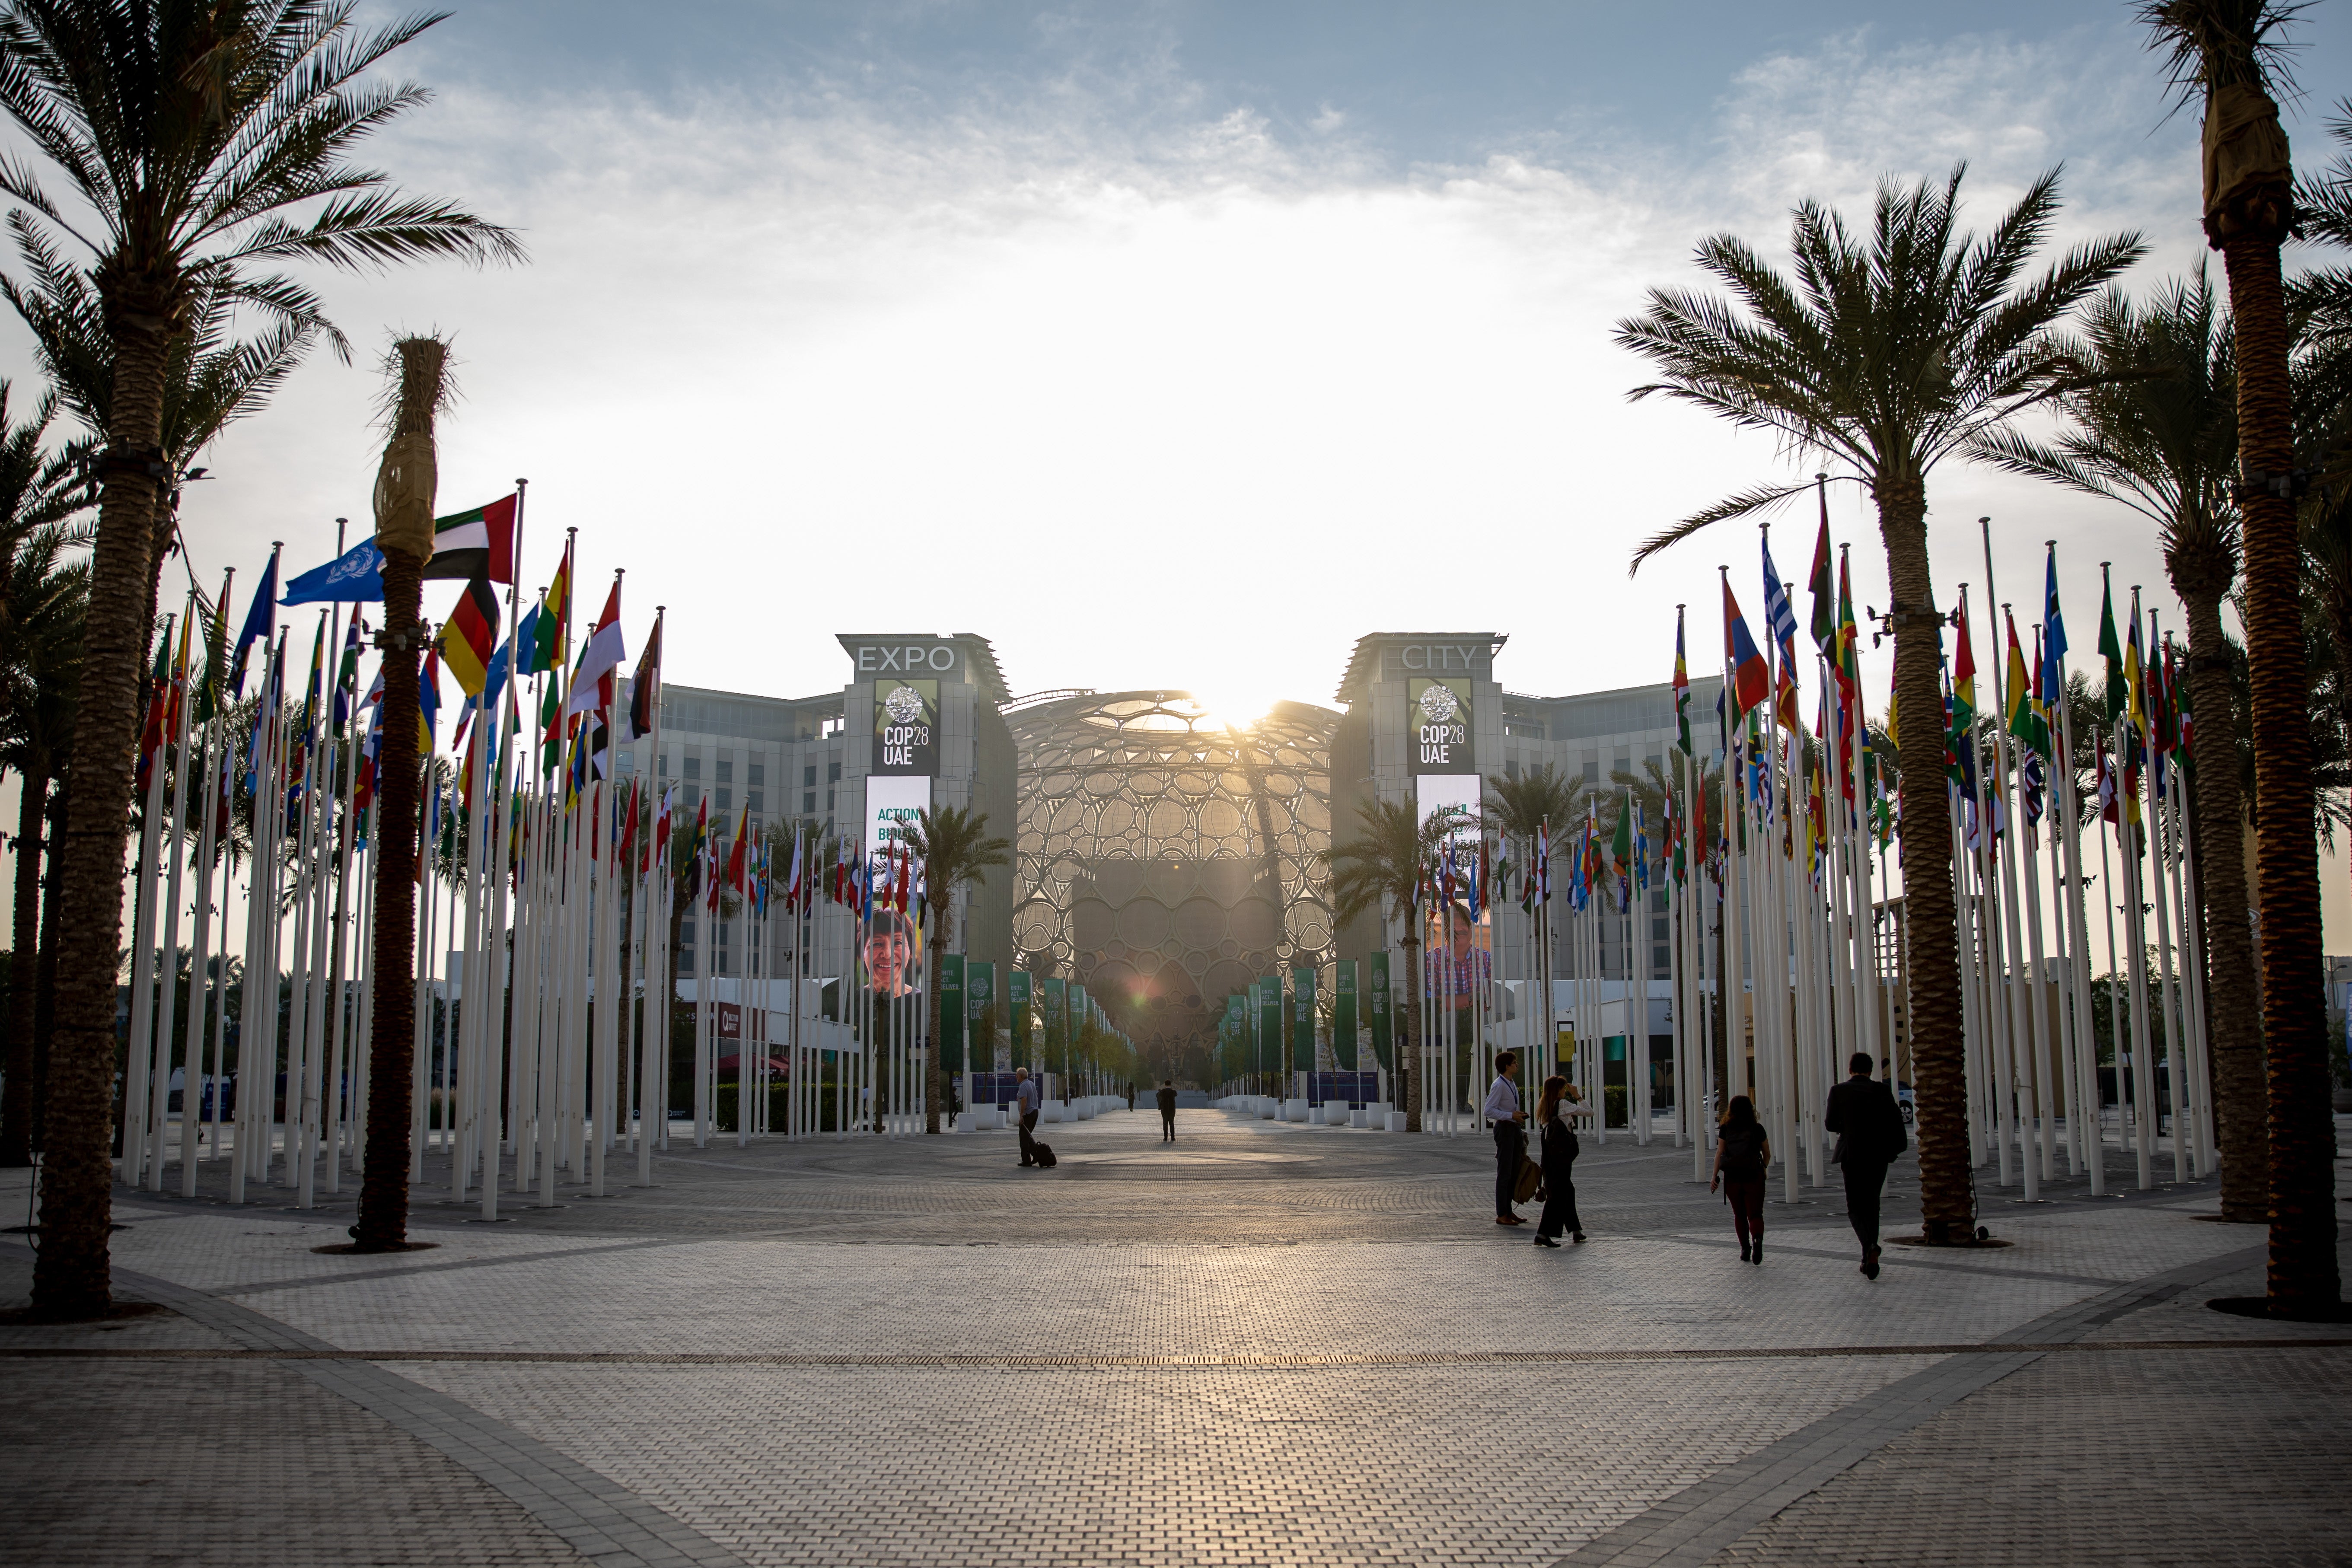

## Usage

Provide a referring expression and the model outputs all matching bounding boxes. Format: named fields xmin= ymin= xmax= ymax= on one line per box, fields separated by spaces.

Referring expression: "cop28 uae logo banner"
xmin=873 ymin=678 xmax=939 ymax=775
xmin=1408 ymin=676 xmax=1472 ymax=770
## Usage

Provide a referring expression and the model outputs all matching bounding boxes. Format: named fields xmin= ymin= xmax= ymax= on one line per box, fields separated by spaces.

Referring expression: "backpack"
xmin=1031 ymin=1141 xmax=1057 ymax=1169
xmin=1718 ymin=1123 xmax=1766 ymax=1180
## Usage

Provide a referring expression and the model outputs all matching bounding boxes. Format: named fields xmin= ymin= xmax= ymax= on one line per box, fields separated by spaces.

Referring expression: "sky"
xmin=7 ymin=1 xmax=2342 ymax=725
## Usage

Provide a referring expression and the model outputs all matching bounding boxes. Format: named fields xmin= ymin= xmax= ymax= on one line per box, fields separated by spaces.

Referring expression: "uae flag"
xmin=438 ymin=576 xmax=501 ymax=698
xmin=423 ymin=494 xmax=518 ymax=584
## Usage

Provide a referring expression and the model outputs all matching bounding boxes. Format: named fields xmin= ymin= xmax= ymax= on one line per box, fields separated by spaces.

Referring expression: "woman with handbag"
xmin=1532 ymin=1075 xmax=1593 ymax=1248
xmin=1710 ymin=1095 xmax=1770 ymax=1263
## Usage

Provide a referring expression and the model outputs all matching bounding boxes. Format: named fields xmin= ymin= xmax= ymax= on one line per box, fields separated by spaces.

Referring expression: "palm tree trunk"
xmin=31 ymin=316 xmax=175 ymax=1319
xmin=1401 ymin=934 xmax=1423 ymax=1133
xmin=0 ymin=755 xmax=48 ymax=1166
xmin=353 ymin=547 xmax=424 ymax=1250
xmin=1879 ymin=478 xmax=1973 ymax=1243
xmin=31 ymin=754 xmax=68 ymax=1158
xmin=2220 ymin=228 xmax=2342 ymax=1312
xmin=2179 ymin=589 xmax=2267 ymax=1220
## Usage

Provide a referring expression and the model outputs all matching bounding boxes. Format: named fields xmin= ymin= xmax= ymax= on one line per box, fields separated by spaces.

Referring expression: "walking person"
xmin=1825 ymin=1052 xmax=1908 ymax=1280
xmin=1710 ymin=1095 xmax=1769 ymax=1263
xmin=1156 ymin=1079 xmax=1178 ymax=1142
xmin=1531 ymin=1075 xmax=1594 ymax=1247
xmin=1484 ymin=1050 xmax=1527 ymax=1226
xmin=1014 ymin=1067 xmax=1042 ymax=1168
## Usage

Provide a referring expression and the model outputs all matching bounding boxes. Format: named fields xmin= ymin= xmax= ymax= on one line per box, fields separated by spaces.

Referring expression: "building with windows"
xmin=639 ymin=630 xmax=1719 ymax=1074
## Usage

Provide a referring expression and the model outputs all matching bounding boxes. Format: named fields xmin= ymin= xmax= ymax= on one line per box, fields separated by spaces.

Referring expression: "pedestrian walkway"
xmin=3 ymin=1106 xmax=2345 ymax=1567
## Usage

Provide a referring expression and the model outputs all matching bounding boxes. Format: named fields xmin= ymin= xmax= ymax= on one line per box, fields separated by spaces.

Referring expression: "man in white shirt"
xmin=1485 ymin=1050 xmax=1526 ymax=1225
xmin=1014 ymin=1068 xmax=1043 ymax=1167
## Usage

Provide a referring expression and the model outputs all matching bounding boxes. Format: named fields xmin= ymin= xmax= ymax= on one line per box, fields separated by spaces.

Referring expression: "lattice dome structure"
xmin=1006 ymin=692 xmax=1338 ymax=1061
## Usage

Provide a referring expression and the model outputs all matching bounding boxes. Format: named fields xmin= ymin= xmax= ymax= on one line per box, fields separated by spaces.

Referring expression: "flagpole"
xmin=2143 ymin=607 xmax=2187 ymax=1184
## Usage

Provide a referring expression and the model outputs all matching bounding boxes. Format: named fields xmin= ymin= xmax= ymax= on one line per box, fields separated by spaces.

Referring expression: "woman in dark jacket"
xmin=1532 ymin=1075 xmax=1594 ymax=1248
xmin=1710 ymin=1095 xmax=1770 ymax=1263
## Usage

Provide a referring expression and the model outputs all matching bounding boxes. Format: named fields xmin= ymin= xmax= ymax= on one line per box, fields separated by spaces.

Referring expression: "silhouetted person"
xmin=1531 ymin=1074 xmax=1595 ymax=1247
xmin=1826 ymin=1051 xmax=1908 ymax=1279
xmin=1014 ymin=1068 xmax=1042 ymax=1167
xmin=1711 ymin=1094 xmax=1769 ymax=1263
xmin=1156 ymin=1080 xmax=1178 ymax=1141
xmin=1484 ymin=1050 xmax=1527 ymax=1225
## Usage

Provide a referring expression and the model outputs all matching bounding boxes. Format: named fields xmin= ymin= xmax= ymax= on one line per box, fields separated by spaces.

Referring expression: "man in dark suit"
xmin=1825 ymin=1051 xmax=1908 ymax=1280
xmin=1156 ymin=1080 xmax=1179 ymax=1141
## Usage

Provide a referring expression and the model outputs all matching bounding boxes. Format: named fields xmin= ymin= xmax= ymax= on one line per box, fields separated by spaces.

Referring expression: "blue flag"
xmin=283 ymin=537 xmax=385 ymax=605
xmin=2042 ymin=544 xmax=2068 ymax=697
xmin=229 ymin=549 xmax=279 ymax=698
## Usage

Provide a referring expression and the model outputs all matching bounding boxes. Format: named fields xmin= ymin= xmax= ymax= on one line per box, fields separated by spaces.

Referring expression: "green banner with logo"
xmin=1332 ymin=959 xmax=1358 ymax=1069
xmin=1224 ymin=993 xmax=1246 ymax=1080
xmin=938 ymin=954 xmax=965 ymax=1071
xmin=1069 ymin=983 xmax=1088 ymax=1066
xmin=965 ymin=961 xmax=993 ymax=1074
xmin=1291 ymin=965 xmax=1316 ymax=1071
xmin=1037 ymin=976 xmax=1064 ymax=1069
xmin=1007 ymin=969 xmax=1030 ymax=1069
xmin=1367 ymin=951 xmax=1392 ymax=1071
xmin=1258 ymin=977 xmax=1282 ymax=1080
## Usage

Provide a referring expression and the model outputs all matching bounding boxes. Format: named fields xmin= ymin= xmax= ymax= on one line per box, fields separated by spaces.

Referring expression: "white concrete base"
xmin=1307 ymin=1106 xmax=1326 ymax=1125
xmin=1258 ymin=1099 xmax=1277 ymax=1120
xmin=1042 ymin=1101 xmax=1064 ymax=1124
xmin=1349 ymin=1109 xmax=1370 ymax=1128
xmin=1385 ymin=1111 xmax=1409 ymax=1132
xmin=1284 ymin=1098 xmax=1309 ymax=1123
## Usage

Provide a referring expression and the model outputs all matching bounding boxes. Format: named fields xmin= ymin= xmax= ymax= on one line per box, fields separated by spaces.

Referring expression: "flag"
xmin=628 ymin=612 xmax=663 ymax=740
xmin=1950 ymin=608 xmax=1978 ymax=735
xmin=2043 ymin=545 xmax=2069 ymax=677
xmin=725 ymin=803 xmax=750 ymax=892
xmin=2097 ymin=572 xmax=2125 ymax=724
xmin=566 ymin=580 xmax=625 ymax=717
xmin=1807 ymin=484 xmax=1836 ymax=652
xmin=422 ymin=494 xmax=519 ymax=584
xmin=282 ymin=536 xmax=386 ymax=605
xmin=1835 ymin=551 xmax=1861 ymax=703
xmin=1761 ymin=536 xmax=1801 ymax=728
xmin=229 ymin=549 xmax=279 ymax=698
xmin=1609 ymin=793 xmax=1632 ymax=912
xmin=437 ymin=576 xmax=500 ymax=698
xmin=534 ymin=542 xmax=574 ymax=675
xmin=1673 ymin=609 xmax=1692 ymax=757
xmin=2004 ymin=610 xmax=2048 ymax=756
xmin=652 ymin=786 xmax=673 ymax=875
xmin=1724 ymin=581 xmax=1770 ymax=719
xmin=786 ymin=826 xmax=805 ymax=913
xmin=135 ymin=625 xmax=172 ymax=788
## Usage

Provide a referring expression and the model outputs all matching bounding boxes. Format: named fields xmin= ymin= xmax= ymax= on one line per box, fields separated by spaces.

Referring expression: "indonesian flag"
xmin=566 ymin=580 xmax=625 ymax=717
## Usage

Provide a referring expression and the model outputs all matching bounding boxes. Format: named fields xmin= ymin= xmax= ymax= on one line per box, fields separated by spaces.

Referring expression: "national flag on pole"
xmin=282 ymin=536 xmax=386 ymax=605
xmin=1835 ymin=551 xmax=1861 ymax=703
xmin=437 ymin=576 xmax=500 ymax=698
xmin=2004 ymin=610 xmax=2048 ymax=756
xmin=1950 ymin=608 xmax=1978 ymax=734
xmin=2043 ymin=545 xmax=2069 ymax=678
xmin=229 ymin=548 xmax=278 ymax=699
xmin=566 ymin=580 xmax=625 ymax=717
xmin=422 ymin=494 xmax=519 ymax=584
xmin=1807 ymin=482 xmax=1836 ymax=652
xmin=2097 ymin=572 xmax=2125 ymax=724
xmin=628 ymin=611 xmax=663 ymax=740
xmin=1673 ymin=610 xmax=1692 ymax=757
xmin=1724 ymin=581 xmax=1770 ymax=719
xmin=725 ymin=803 xmax=750 ymax=892
xmin=533 ymin=542 xmax=572 ymax=675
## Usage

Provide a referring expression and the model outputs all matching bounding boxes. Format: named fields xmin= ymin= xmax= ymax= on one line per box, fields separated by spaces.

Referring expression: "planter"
xmin=1284 ymin=1098 xmax=1309 ymax=1122
xmin=1385 ymin=1112 xmax=1409 ymax=1132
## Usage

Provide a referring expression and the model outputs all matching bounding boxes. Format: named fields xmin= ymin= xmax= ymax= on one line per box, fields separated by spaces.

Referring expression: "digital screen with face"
xmin=862 ymin=908 xmax=921 ymax=1000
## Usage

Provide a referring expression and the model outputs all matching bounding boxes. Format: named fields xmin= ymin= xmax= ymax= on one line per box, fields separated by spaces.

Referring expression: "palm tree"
xmin=2140 ymin=0 xmax=2339 ymax=1316
xmin=0 ymin=518 xmax=87 ymax=1166
xmin=902 ymin=804 xmax=1010 ymax=1135
xmin=0 ymin=2 xmax=521 ymax=1315
xmin=1615 ymin=166 xmax=2142 ymax=1244
xmin=1323 ymin=797 xmax=1461 ymax=1134
xmin=1485 ymin=765 xmax=1585 ymax=1060
xmin=1970 ymin=273 xmax=2269 ymax=1221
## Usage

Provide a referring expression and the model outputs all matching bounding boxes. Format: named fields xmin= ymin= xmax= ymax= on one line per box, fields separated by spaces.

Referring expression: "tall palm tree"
xmin=1323 ymin=797 xmax=1461 ymax=1134
xmin=2140 ymin=0 xmax=2339 ymax=1316
xmin=1970 ymin=274 xmax=2269 ymax=1221
xmin=0 ymin=519 xmax=86 ymax=1166
xmin=903 ymin=804 xmax=1010 ymax=1135
xmin=0 ymin=2 xmax=521 ymax=1316
xmin=1615 ymin=167 xmax=2142 ymax=1243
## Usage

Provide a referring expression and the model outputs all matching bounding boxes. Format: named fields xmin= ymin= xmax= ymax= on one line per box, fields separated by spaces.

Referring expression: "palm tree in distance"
xmin=0 ymin=1 xmax=522 ymax=1317
xmin=0 ymin=517 xmax=87 ymax=1167
xmin=1970 ymin=273 xmax=2269 ymax=1222
xmin=1615 ymin=166 xmax=2143 ymax=1244
xmin=2139 ymin=0 xmax=2339 ymax=1318
xmin=1323 ymin=797 xmax=1463 ymax=1134
xmin=903 ymin=804 xmax=1010 ymax=1134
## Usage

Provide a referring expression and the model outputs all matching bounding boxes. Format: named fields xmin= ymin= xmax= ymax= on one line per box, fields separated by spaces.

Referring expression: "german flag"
xmin=437 ymin=576 xmax=500 ymax=698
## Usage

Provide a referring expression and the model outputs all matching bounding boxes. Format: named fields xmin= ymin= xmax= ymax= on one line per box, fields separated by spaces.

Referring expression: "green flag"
xmin=1038 ymin=976 xmax=1064 ymax=1071
xmin=1291 ymin=965 xmax=1316 ymax=1072
xmin=965 ymin=961 xmax=993 ymax=1074
xmin=1259 ymin=977 xmax=1282 ymax=1080
xmin=1332 ymin=959 xmax=1358 ymax=1071
xmin=1367 ymin=952 xmax=1392 ymax=1071
xmin=938 ymin=955 xmax=965 ymax=1073
xmin=2097 ymin=573 xmax=2126 ymax=724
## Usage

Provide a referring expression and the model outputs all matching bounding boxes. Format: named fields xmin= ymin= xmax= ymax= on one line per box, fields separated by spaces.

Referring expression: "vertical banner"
xmin=1367 ymin=950 xmax=1392 ymax=1071
xmin=1038 ymin=976 xmax=1064 ymax=1070
xmin=1408 ymin=675 xmax=1474 ymax=770
xmin=1332 ymin=959 xmax=1358 ymax=1070
xmin=938 ymin=954 xmax=965 ymax=1072
xmin=1258 ymin=977 xmax=1282 ymax=1080
xmin=871 ymin=677 xmax=939 ymax=774
xmin=1291 ymin=965 xmax=1316 ymax=1071
xmin=1226 ymin=993 xmax=1246 ymax=1079
xmin=1068 ymin=982 xmax=1089 ymax=1091
xmin=966 ymin=961 xmax=994 ymax=1073
xmin=1008 ymin=969 xmax=1031 ymax=1070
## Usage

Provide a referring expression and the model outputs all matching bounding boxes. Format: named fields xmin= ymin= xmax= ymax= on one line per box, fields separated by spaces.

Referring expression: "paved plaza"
xmin=3 ymin=1106 xmax=2348 ymax=1567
